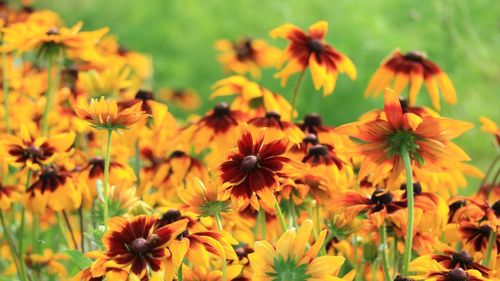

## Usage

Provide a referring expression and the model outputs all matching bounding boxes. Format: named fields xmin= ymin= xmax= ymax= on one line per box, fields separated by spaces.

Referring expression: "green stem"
xmin=177 ymin=263 xmax=183 ymax=281
xmin=103 ymin=129 xmax=113 ymax=225
xmin=62 ymin=211 xmax=79 ymax=250
xmin=480 ymin=154 xmax=499 ymax=188
xmin=0 ymin=210 xmax=24 ymax=281
xmin=288 ymin=199 xmax=297 ymax=228
xmin=353 ymin=235 xmax=360 ymax=281
xmin=41 ymin=59 xmax=57 ymax=137
xmin=79 ymin=206 xmax=85 ymax=253
xmin=401 ymin=149 xmax=414 ymax=275
xmin=289 ymin=69 xmax=306 ymax=121
xmin=315 ymin=201 xmax=321 ymax=236
xmin=2 ymin=52 xmax=11 ymax=134
xmin=56 ymin=212 xmax=70 ymax=248
xmin=18 ymin=170 xmax=32 ymax=281
xmin=214 ymin=212 xmax=227 ymax=281
xmin=257 ymin=208 xmax=266 ymax=240
xmin=134 ymin=140 xmax=141 ymax=188
xmin=379 ymin=222 xmax=391 ymax=281
xmin=274 ymin=200 xmax=287 ymax=232
xmin=32 ymin=213 xmax=40 ymax=253
xmin=483 ymin=229 xmax=497 ymax=266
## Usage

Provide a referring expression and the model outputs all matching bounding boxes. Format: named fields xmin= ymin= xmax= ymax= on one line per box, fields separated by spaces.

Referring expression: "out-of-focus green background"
xmin=39 ymin=0 xmax=499 ymax=192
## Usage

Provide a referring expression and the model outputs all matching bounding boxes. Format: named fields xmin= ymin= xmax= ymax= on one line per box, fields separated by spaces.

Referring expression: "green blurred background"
xmin=39 ymin=0 xmax=499 ymax=192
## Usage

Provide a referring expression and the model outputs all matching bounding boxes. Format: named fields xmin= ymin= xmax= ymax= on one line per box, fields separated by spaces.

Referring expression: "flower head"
xmin=219 ymin=127 xmax=301 ymax=211
xmin=74 ymin=96 xmax=148 ymax=131
xmin=337 ymin=89 xmax=472 ymax=188
xmin=365 ymin=49 xmax=456 ymax=110
xmin=270 ymin=21 xmax=356 ymax=95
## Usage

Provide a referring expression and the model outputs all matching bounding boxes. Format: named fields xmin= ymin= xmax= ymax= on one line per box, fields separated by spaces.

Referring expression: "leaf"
xmin=64 ymin=249 xmax=92 ymax=270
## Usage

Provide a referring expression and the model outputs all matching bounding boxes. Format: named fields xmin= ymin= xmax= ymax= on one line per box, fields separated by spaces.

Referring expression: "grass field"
xmin=38 ymin=0 xmax=500 ymax=192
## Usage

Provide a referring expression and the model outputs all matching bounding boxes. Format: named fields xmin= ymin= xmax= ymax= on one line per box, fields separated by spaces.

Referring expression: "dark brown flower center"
xmin=403 ymin=51 xmax=425 ymax=62
xmin=160 ymin=209 xmax=182 ymax=225
xmin=307 ymin=144 xmax=328 ymax=156
xmin=46 ymin=27 xmax=59 ymax=36
xmin=235 ymin=39 xmax=254 ymax=61
xmin=401 ymin=182 xmax=422 ymax=198
xmin=492 ymin=200 xmax=500 ymax=217
xmin=449 ymin=200 xmax=467 ymax=212
xmin=27 ymin=145 xmax=44 ymax=159
xmin=135 ymin=90 xmax=154 ymax=101
xmin=371 ymin=189 xmax=393 ymax=205
xmin=446 ymin=268 xmax=468 ymax=281
xmin=169 ymin=150 xmax=186 ymax=159
xmin=240 ymin=155 xmax=259 ymax=172
xmin=303 ymin=134 xmax=318 ymax=145
xmin=213 ymin=102 xmax=230 ymax=117
xmin=265 ymin=111 xmax=281 ymax=120
xmin=130 ymin=237 xmax=150 ymax=255
xmin=89 ymin=157 xmax=105 ymax=166
xmin=307 ymin=38 xmax=324 ymax=54
xmin=451 ymin=250 xmax=472 ymax=266
xmin=479 ymin=224 xmax=492 ymax=236
xmin=303 ymin=113 xmax=323 ymax=127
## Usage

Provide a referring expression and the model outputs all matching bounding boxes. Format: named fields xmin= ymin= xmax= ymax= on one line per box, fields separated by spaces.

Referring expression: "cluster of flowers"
xmin=0 ymin=3 xmax=498 ymax=281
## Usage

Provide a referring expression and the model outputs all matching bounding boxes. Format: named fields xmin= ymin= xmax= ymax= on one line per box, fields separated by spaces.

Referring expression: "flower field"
xmin=0 ymin=1 xmax=499 ymax=281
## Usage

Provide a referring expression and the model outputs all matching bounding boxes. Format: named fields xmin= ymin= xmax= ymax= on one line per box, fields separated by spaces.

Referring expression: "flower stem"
xmin=274 ymin=200 xmax=287 ymax=232
xmin=103 ymin=129 xmax=113 ymax=225
xmin=214 ymin=212 xmax=227 ymax=281
xmin=41 ymin=58 xmax=60 ymax=137
xmin=79 ymin=206 xmax=85 ymax=252
xmin=56 ymin=213 xmax=70 ymax=248
xmin=134 ymin=140 xmax=141 ymax=188
xmin=177 ymin=263 xmax=183 ymax=281
xmin=379 ymin=222 xmax=391 ymax=281
xmin=2 ymin=52 xmax=11 ymax=134
xmin=0 ymin=210 xmax=24 ymax=281
xmin=32 ymin=213 xmax=41 ymax=253
xmin=256 ymin=208 xmax=266 ymax=240
xmin=401 ymin=148 xmax=414 ymax=275
xmin=483 ymin=229 xmax=497 ymax=266
xmin=353 ymin=235 xmax=361 ymax=281
xmin=62 ymin=211 xmax=79 ymax=250
xmin=289 ymin=69 xmax=306 ymax=121
xmin=18 ymin=170 xmax=32 ymax=281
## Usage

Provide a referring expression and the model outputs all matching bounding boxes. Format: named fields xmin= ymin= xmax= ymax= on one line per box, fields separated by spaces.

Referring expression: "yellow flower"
xmin=74 ymin=96 xmax=148 ymax=131
xmin=249 ymin=219 xmax=351 ymax=280
xmin=479 ymin=116 xmax=500 ymax=146
xmin=177 ymin=177 xmax=230 ymax=217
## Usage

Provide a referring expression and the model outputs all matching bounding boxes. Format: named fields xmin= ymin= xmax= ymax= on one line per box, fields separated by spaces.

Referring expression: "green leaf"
xmin=64 ymin=249 xmax=92 ymax=270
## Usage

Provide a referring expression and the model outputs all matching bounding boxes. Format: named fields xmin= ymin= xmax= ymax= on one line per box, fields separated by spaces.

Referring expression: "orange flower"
xmin=337 ymin=89 xmax=472 ymax=188
xmin=365 ymin=49 xmax=456 ymax=110
xmin=74 ymin=97 xmax=148 ymax=131
xmin=270 ymin=21 xmax=356 ymax=95
xmin=479 ymin=116 xmax=500 ymax=146
xmin=0 ymin=182 xmax=21 ymax=210
xmin=159 ymin=88 xmax=200 ymax=111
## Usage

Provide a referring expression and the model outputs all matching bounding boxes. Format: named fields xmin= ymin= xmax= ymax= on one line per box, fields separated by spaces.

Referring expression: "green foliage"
xmin=64 ymin=249 xmax=92 ymax=271
xmin=268 ymin=256 xmax=311 ymax=281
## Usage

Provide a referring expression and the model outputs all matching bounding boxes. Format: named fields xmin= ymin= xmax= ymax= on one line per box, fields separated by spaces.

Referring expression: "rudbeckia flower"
xmin=270 ymin=21 xmax=356 ymax=95
xmin=74 ymin=96 xmax=148 ymax=131
xmin=177 ymin=177 xmax=230 ymax=217
xmin=430 ymin=250 xmax=492 ymax=277
xmin=330 ymin=189 xmax=407 ymax=227
xmin=249 ymin=219 xmax=351 ymax=280
xmin=1 ymin=126 xmax=75 ymax=170
xmin=410 ymin=256 xmax=490 ymax=281
xmin=1 ymin=19 xmax=108 ymax=61
xmin=78 ymin=66 xmax=134 ymax=97
xmin=215 ymin=37 xmax=281 ymax=78
xmin=365 ymin=49 xmax=456 ymax=110
xmin=25 ymin=249 xmax=69 ymax=279
xmin=117 ymin=89 xmax=158 ymax=115
xmin=459 ymin=221 xmax=499 ymax=254
xmin=26 ymin=165 xmax=81 ymax=213
xmin=181 ymin=102 xmax=248 ymax=153
xmin=159 ymin=88 xmax=200 ymax=111
xmin=101 ymin=215 xmax=188 ymax=279
xmin=337 ymin=89 xmax=472 ymax=188
xmin=210 ymin=75 xmax=293 ymax=120
xmin=219 ymin=127 xmax=301 ymax=211
xmin=247 ymin=111 xmax=304 ymax=144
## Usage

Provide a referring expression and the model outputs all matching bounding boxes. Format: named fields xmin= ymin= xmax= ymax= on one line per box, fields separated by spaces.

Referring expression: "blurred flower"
xmin=25 ymin=249 xmax=68 ymax=279
xmin=0 ymin=182 xmax=21 ymax=210
xmin=1 ymin=126 xmax=75 ymax=170
xmin=215 ymin=37 xmax=281 ymax=78
xmin=479 ymin=116 xmax=499 ymax=146
xmin=270 ymin=21 xmax=356 ymax=95
xmin=430 ymin=250 xmax=492 ymax=277
xmin=365 ymin=49 xmax=456 ymax=110
xmin=159 ymin=88 xmax=200 ymax=111
xmin=410 ymin=257 xmax=489 ymax=281
xmin=177 ymin=177 xmax=230 ymax=217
